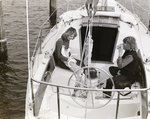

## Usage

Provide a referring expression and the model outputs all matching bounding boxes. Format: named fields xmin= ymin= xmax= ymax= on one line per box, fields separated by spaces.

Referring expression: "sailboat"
xmin=25 ymin=0 xmax=150 ymax=119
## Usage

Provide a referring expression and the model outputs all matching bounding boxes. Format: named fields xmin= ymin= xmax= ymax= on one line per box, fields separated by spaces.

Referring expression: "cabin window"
xmin=80 ymin=26 xmax=118 ymax=62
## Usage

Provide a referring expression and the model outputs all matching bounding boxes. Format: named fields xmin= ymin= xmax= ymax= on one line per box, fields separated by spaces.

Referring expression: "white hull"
xmin=26 ymin=0 xmax=150 ymax=119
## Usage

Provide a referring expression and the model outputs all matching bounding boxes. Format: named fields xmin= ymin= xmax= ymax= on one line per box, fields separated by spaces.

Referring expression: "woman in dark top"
xmin=103 ymin=36 xmax=139 ymax=97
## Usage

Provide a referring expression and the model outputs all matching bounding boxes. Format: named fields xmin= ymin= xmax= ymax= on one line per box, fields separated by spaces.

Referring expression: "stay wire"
xmin=26 ymin=0 xmax=31 ymax=79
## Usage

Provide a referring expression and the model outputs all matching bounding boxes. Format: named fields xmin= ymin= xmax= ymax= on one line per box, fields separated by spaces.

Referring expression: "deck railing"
xmin=31 ymin=77 xmax=150 ymax=119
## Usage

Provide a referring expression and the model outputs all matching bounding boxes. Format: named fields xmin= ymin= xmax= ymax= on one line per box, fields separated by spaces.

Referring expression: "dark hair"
xmin=61 ymin=27 xmax=77 ymax=41
xmin=123 ymin=36 xmax=137 ymax=51
xmin=62 ymin=27 xmax=77 ymax=40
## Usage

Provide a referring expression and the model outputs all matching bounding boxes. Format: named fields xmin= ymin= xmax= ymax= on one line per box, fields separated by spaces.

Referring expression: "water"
xmin=0 ymin=0 xmax=48 ymax=118
xmin=0 ymin=0 xmax=149 ymax=119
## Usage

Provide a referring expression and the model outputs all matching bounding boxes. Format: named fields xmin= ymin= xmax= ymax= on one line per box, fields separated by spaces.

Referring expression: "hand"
xmin=117 ymin=43 xmax=123 ymax=49
xmin=67 ymin=57 xmax=77 ymax=67
xmin=69 ymin=58 xmax=77 ymax=64
xmin=117 ymin=43 xmax=123 ymax=57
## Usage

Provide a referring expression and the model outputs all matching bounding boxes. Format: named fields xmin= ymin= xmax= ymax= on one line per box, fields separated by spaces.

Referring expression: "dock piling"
xmin=49 ymin=0 xmax=57 ymax=27
xmin=0 ymin=0 xmax=7 ymax=61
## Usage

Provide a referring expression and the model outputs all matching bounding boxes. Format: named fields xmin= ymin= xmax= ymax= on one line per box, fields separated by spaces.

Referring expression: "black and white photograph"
xmin=0 ymin=0 xmax=150 ymax=119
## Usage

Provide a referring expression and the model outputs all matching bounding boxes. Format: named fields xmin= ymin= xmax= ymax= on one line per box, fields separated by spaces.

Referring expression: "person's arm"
xmin=56 ymin=40 xmax=68 ymax=61
xmin=117 ymin=55 xmax=133 ymax=68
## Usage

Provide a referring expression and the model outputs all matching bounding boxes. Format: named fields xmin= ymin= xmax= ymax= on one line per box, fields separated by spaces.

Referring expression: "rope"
xmin=80 ymin=1 xmax=95 ymax=67
xmin=80 ymin=19 xmax=93 ymax=67
xmin=87 ymin=18 xmax=93 ymax=66
xmin=80 ymin=23 xmax=89 ymax=67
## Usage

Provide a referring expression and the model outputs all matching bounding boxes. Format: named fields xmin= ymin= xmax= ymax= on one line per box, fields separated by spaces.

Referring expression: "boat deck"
xmin=26 ymin=0 xmax=150 ymax=118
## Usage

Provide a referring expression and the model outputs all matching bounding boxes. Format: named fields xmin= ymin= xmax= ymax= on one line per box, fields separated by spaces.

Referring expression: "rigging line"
xmin=39 ymin=0 xmax=76 ymax=29
xmin=26 ymin=0 xmax=31 ymax=79
xmin=80 ymin=7 xmax=94 ymax=67
xmin=71 ymin=0 xmax=83 ymax=10
xmin=87 ymin=16 xmax=94 ymax=97
xmin=131 ymin=0 xmax=150 ymax=31
xmin=7 ymin=0 xmax=84 ymax=35
xmin=130 ymin=0 xmax=135 ymax=15
xmin=136 ymin=24 xmax=145 ymax=60
xmin=33 ymin=1 xmax=87 ymax=58
xmin=81 ymin=0 xmax=85 ymax=8
xmin=67 ymin=0 xmax=69 ymax=12
xmin=87 ymin=15 xmax=94 ymax=66
xmin=80 ymin=5 xmax=91 ymax=67
xmin=32 ymin=29 xmax=42 ymax=57
xmin=80 ymin=23 xmax=89 ymax=67
xmin=11 ymin=11 xmax=49 ymax=32
xmin=132 ymin=0 xmax=149 ymax=13
xmin=80 ymin=16 xmax=93 ymax=67
xmin=5 ymin=0 xmax=72 ymax=35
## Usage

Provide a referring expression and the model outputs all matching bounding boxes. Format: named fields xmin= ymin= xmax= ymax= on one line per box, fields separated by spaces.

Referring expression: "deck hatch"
xmin=80 ymin=25 xmax=118 ymax=62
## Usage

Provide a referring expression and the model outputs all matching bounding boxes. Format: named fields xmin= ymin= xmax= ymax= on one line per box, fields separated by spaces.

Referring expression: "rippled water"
xmin=0 ymin=0 xmax=149 ymax=119
xmin=0 ymin=0 xmax=48 ymax=118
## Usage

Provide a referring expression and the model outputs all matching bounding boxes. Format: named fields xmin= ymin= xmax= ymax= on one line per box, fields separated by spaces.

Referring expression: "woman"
xmin=54 ymin=27 xmax=85 ymax=97
xmin=104 ymin=36 xmax=139 ymax=97
xmin=54 ymin=27 xmax=81 ymax=71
